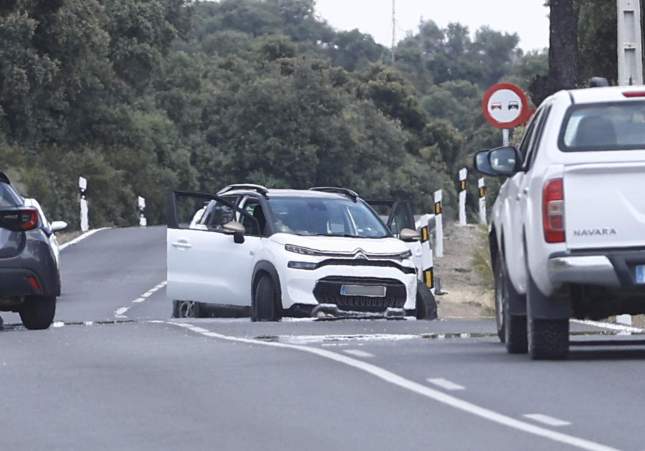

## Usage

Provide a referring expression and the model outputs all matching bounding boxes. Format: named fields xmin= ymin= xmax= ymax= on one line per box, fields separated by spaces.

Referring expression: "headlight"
xmin=288 ymin=261 xmax=318 ymax=270
xmin=398 ymin=249 xmax=413 ymax=260
xmin=285 ymin=244 xmax=324 ymax=256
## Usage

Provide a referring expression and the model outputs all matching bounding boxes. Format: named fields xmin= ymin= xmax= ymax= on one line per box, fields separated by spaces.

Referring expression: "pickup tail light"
xmin=543 ymin=178 xmax=565 ymax=243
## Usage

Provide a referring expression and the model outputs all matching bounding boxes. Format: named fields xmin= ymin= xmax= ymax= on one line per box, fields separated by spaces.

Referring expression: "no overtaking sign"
xmin=482 ymin=82 xmax=531 ymax=129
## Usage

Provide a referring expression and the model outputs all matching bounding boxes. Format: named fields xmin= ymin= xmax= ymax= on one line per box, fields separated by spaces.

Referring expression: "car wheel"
xmin=19 ymin=295 xmax=56 ymax=330
xmin=252 ymin=274 xmax=281 ymax=322
xmin=494 ymin=258 xmax=527 ymax=353
xmin=416 ymin=283 xmax=437 ymax=320
xmin=528 ymin=318 xmax=569 ymax=360
xmin=176 ymin=301 xmax=201 ymax=318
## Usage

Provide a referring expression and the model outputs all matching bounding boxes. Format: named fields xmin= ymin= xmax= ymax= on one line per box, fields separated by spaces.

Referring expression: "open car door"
xmin=166 ymin=191 xmax=259 ymax=306
xmin=366 ymin=200 xmax=416 ymax=237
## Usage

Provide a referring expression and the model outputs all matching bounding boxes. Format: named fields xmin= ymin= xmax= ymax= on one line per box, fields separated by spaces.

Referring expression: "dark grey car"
xmin=0 ymin=172 xmax=60 ymax=329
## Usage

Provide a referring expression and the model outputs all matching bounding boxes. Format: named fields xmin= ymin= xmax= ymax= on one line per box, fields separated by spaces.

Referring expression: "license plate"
xmin=340 ymin=285 xmax=386 ymax=298
xmin=636 ymin=265 xmax=645 ymax=284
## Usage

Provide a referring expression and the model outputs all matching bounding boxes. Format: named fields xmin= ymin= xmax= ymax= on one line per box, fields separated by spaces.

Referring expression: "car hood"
xmin=270 ymin=233 xmax=409 ymax=255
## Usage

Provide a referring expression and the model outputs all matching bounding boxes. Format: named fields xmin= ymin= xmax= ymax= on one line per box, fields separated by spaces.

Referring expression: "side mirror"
xmin=51 ymin=221 xmax=68 ymax=233
xmin=399 ymin=228 xmax=421 ymax=242
xmin=222 ymin=221 xmax=245 ymax=244
xmin=473 ymin=146 xmax=522 ymax=177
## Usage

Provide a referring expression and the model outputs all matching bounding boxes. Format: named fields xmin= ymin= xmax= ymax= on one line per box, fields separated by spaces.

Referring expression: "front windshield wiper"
xmin=306 ymin=233 xmax=387 ymax=239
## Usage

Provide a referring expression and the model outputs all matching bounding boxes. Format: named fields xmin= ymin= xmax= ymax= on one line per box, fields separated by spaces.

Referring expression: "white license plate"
xmin=636 ymin=265 xmax=645 ymax=284
xmin=340 ymin=285 xmax=386 ymax=298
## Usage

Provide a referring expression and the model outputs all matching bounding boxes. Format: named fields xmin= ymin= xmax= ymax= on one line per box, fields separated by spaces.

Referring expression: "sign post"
xmin=458 ymin=168 xmax=468 ymax=226
xmin=433 ymin=190 xmax=444 ymax=258
xmin=478 ymin=178 xmax=487 ymax=225
xmin=138 ymin=196 xmax=147 ymax=227
xmin=79 ymin=176 xmax=89 ymax=232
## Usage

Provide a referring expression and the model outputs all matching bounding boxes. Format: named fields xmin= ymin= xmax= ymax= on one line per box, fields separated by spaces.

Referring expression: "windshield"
xmin=560 ymin=101 xmax=645 ymax=151
xmin=268 ymin=197 xmax=390 ymax=238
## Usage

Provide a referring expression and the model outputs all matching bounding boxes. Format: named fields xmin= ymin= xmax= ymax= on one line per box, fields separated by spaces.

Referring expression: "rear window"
xmin=0 ymin=183 xmax=20 ymax=208
xmin=560 ymin=101 xmax=645 ymax=151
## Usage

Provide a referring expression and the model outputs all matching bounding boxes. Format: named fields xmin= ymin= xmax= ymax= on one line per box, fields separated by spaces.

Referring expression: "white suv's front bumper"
xmin=280 ymin=263 xmax=417 ymax=311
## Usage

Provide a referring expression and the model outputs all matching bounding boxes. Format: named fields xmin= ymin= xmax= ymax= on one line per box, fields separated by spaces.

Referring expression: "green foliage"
xmin=0 ymin=0 xmax=546 ymax=228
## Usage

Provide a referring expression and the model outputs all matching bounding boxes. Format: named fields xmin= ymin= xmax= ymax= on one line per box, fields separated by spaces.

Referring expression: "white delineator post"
xmin=418 ymin=215 xmax=435 ymax=295
xmin=478 ymin=178 xmax=487 ymax=225
xmin=433 ymin=190 xmax=444 ymax=258
xmin=138 ymin=196 xmax=147 ymax=227
xmin=458 ymin=168 xmax=468 ymax=226
xmin=79 ymin=176 xmax=89 ymax=232
xmin=616 ymin=0 xmax=641 ymax=327
xmin=617 ymin=0 xmax=644 ymax=86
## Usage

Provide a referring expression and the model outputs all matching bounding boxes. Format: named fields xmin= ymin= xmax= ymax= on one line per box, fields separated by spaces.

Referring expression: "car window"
xmin=518 ymin=110 xmax=540 ymax=162
xmin=267 ymin=197 xmax=389 ymax=238
xmin=524 ymin=105 xmax=551 ymax=169
xmin=200 ymin=199 xmax=237 ymax=231
xmin=387 ymin=203 xmax=415 ymax=235
xmin=240 ymin=199 xmax=266 ymax=237
xmin=560 ymin=101 xmax=645 ymax=151
xmin=0 ymin=183 xmax=20 ymax=208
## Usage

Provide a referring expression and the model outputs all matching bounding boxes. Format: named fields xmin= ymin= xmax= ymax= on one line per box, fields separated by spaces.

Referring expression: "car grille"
xmin=313 ymin=276 xmax=406 ymax=312
xmin=316 ymin=259 xmax=416 ymax=274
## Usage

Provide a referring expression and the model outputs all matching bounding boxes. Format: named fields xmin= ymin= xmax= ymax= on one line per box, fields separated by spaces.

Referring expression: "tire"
xmin=528 ymin=319 xmax=569 ymax=360
xmin=494 ymin=258 xmax=528 ymax=353
xmin=19 ymin=296 xmax=56 ymax=330
xmin=416 ymin=284 xmax=438 ymax=320
xmin=252 ymin=274 xmax=281 ymax=322
xmin=175 ymin=301 xmax=201 ymax=318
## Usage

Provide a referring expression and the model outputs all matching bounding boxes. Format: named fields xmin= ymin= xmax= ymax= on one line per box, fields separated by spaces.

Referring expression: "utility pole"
xmin=391 ymin=0 xmax=396 ymax=64
xmin=617 ymin=0 xmax=643 ymax=86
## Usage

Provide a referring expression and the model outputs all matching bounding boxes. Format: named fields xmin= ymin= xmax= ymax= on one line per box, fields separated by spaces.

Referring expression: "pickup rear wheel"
xmin=494 ymin=258 xmax=528 ymax=353
xmin=252 ymin=274 xmax=282 ymax=322
xmin=20 ymin=295 xmax=56 ymax=330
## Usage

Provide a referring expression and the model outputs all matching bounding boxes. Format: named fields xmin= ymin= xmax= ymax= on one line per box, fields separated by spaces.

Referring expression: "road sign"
xmin=482 ymin=82 xmax=531 ymax=129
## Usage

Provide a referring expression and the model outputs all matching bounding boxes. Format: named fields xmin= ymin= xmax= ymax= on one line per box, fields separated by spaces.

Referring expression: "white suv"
xmin=167 ymin=185 xmax=434 ymax=321
xmin=475 ymin=86 xmax=645 ymax=359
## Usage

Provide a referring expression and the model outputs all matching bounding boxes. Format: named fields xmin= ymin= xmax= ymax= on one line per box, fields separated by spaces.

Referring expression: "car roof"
xmin=223 ymin=188 xmax=357 ymax=200
xmin=561 ymin=85 xmax=645 ymax=105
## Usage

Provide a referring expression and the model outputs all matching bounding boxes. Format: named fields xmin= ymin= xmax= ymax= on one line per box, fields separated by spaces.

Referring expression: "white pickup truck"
xmin=475 ymin=86 xmax=645 ymax=359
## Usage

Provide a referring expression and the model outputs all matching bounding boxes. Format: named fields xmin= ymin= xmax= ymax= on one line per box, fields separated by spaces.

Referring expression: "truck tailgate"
xmin=564 ymin=162 xmax=645 ymax=250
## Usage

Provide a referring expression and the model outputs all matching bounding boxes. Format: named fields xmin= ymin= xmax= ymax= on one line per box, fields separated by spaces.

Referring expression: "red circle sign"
xmin=481 ymin=82 xmax=531 ymax=129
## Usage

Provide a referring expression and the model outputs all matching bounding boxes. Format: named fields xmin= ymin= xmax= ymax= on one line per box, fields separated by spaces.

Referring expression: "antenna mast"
xmin=391 ymin=0 xmax=396 ymax=64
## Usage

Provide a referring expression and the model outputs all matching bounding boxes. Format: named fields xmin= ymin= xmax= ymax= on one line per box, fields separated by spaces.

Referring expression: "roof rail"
xmin=218 ymin=184 xmax=269 ymax=196
xmin=0 ymin=171 xmax=10 ymax=185
xmin=309 ymin=187 xmax=359 ymax=201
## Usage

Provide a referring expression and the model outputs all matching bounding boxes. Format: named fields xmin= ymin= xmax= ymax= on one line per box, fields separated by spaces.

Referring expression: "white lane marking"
xmin=524 ymin=414 xmax=571 ymax=427
xmin=52 ymin=321 xmax=65 ymax=328
xmin=343 ymin=349 xmax=374 ymax=358
xmin=114 ymin=307 xmax=129 ymax=318
xmin=282 ymin=333 xmax=417 ymax=345
xmin=114 ymin=281 xmax=167 ymax=318
xmin=156 ymin=321 xmax=617 ymax=451
xmin=59 ymin=228 xmax=110 ymax=251
xmin=427 ymin=378 xmax=465 ymax=391
xmin=571 ymin=319 xmax=644 ymax=334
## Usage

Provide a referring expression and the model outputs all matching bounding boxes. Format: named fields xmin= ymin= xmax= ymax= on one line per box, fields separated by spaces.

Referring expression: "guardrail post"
xmin=79 ymin=176 xmax=89 ymax=232
xmin=478 ymin=178 xmax=487 ymax=225
xmin=433 ymin=190 xmax=444 ymax=258
xmin=138 ymin=196 xmax=147 ymax=227
xmin=458 ymin=168 xmax=468 ymax=226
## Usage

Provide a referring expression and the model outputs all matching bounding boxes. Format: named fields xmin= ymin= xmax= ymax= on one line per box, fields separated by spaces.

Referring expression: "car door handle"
xmin=172 ymin=240 xmax=192 ymax=250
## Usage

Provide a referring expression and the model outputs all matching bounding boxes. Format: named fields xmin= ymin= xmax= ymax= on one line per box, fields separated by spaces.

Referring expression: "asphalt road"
xmin=2 ymin=226 xmax=645 ymax=451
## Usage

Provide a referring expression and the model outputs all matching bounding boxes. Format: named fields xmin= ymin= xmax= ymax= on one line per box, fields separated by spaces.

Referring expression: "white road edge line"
xmin=155 ymin=321 xmax=617 ymax=451
xmin=343 ymin=349 xmax=374 ymax=358
xmin=524 ymin=414 xmax=572 ymax=427
xmin=427 ymin=378 xmax=465 ymax=391
xmin=114 ymin=307 xmax=129 ymax=317
xmin=571 ymin=319 xmax=644 ymax=334
xmin=59 ymin=228 xmax=110 ymax=251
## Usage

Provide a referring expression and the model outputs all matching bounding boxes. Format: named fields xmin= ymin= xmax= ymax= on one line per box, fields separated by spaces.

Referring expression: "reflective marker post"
xmin=478 ymin=178 xmax=487 ymax=225
xmin=79 ymin=176 xmax=89 ymax=232
xmin=138 ymin=196 xmax=147 ymax=227
xmin=416 ymin=214 xmax=435 ymax=295
xmin=433 ymin=190 xmax=444 ymax=258
xmin=458 ymin=168 xmax=468 ymax=226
